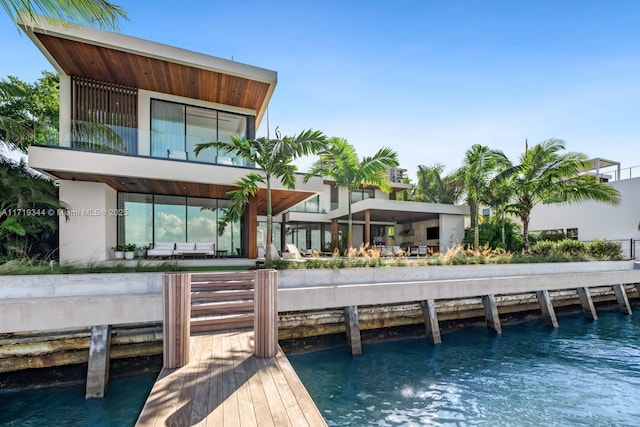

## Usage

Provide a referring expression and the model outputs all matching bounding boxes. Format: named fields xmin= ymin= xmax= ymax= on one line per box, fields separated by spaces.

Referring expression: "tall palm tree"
xmin=2 ymin=0 xmax=127 ymax=30
xmin=194 ymin=128 xmax=327 ymax=261
xmin=454 ymin=144 xmax=509 ymax=250
xmin=496 ymin=139 xmax=621 ymax=252
xmin=410 ymin=163 xmax=462 ymax=204
xmin=304 ymin=137 xmax=399 ymax=249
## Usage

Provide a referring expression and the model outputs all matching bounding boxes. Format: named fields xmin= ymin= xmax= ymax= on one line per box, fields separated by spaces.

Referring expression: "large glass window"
xmin=154 ymin=195 xmax=186 ymax=243
xmin=257 ymin=221 xmax=282 ymax=253
xmin=187 ymin=197 xmax=217 ymax=242
xmin=291 ymin=195 xmax=320 ymax=213
xmin=330 ymin=185 xmax=339 ymax=211
xmin=118 ymin=194 xmax=153 ymax=247
xmin=151 ymin=101 xmax=185 ymax=158
xmin=285 ymin=222 xmax=332 ymax=252
xmin=186 ymin=106 xmax=217 ymax=163
xmin=150 ymin=99 xmax=250 ymax=165
xmin=351 ymin=188 xmax=375 ymax=203
xmin=118 ymin=193 xmax=244 ymax=255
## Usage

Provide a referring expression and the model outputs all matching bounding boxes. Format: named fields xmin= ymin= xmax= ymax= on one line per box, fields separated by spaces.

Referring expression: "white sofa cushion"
xmin=175 ymin=242 xmax=195 ymax=252
xmin=153 ymin=242 xmax=174 ymax=251
xmin=194 ymin=242 xmax=214 ymax=252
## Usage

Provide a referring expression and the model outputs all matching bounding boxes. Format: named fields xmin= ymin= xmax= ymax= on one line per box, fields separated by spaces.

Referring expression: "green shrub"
xmin=556 ymin=239 xmax=586 ymax=256
xmin=530 ymin=240 xmax=557 ymax=256
xmin=587 ymin=240 xmax=623 ymax=260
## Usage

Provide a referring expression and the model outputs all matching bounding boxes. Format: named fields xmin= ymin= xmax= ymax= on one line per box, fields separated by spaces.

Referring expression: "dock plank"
xmin=221 ymin=333 xmax=241 ymax=427
xmin=206 ymin=333 xmax=224 ymax=427
xmin=238 ymin=333 xmax=275 ymax=427
xmin=136 ymin=330 xmax=325 ymax=427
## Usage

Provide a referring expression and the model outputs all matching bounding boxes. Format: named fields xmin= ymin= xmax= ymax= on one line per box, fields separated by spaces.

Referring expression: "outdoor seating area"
xmin=146 ymin=242 xmax=216 ymax=259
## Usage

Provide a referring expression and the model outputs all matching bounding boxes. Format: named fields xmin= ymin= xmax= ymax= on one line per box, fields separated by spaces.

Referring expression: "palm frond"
xmin=4 ymin=0 xmax=128 ymax=30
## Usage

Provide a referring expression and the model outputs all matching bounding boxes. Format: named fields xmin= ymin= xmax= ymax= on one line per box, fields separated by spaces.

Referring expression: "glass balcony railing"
xmin=35 ymin=119 xmax=255 ymax=168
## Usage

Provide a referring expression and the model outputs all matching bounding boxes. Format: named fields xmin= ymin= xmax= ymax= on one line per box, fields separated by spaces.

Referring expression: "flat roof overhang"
xmin=327 ymin=199 xmax=470 ymax=224
xmin=29 ymin=145 xmax=320 ymax=216
xmin=18 ymin=15 xmax=277 ymax=126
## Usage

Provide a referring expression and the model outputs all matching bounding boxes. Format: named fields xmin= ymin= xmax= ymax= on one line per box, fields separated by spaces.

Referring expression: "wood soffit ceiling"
xmin=36 ymin=33 xmax=271 ymax=112
xmin=49 ymin=170 xmax=311 ymax=216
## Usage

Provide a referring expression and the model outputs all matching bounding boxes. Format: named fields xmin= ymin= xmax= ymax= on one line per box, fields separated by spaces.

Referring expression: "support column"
xmin=576 ymin=287 xmax=598 ymax=320
xmin=421 ymin=300 xmax=441 ymax=344
xmin=612 ymin=284 xmax=632 ymax=315
xmin=255 ymin=269 xmax=278 ymax=358
xmin=344 ymin=306 xmax=362 ymax=355
xmin=482 ymin=294 xmax=502 ymax=334
xmin=364 ymin=210 xmax=371 ymax=246
xmin=163 ymin=272 xmax=191 ymax=369
xmin=536 ymin=290 xmax=558 ymax=328
xmin=85 ymin=325 xmax=111 ymax=399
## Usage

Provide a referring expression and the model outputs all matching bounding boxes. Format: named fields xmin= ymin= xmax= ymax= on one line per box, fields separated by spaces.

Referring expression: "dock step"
xmin=189 ymin=271 xmax=256 ymax=335
xmin=191 ymin=300 xmax=254 ymax=315
xmin=191 ymin=313 xmax=254 ymax=333
xmin=191 ymin=289 xmax=254 ymax=302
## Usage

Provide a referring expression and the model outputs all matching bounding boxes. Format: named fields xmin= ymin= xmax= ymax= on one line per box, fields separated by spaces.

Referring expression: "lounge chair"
xmin=284 ymin=244 xmax=305 ymax=260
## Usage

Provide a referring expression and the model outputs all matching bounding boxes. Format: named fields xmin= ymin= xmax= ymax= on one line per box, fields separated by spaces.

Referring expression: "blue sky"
xmin=1 ymin=0 xmax=639 ymax=178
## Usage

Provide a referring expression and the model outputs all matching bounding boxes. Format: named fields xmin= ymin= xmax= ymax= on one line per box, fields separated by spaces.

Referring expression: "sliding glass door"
xmin=150 ymin=99 xmax=250 ymax=165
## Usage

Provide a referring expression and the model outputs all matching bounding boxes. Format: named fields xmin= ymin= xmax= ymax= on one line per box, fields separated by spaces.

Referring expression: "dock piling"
xmin=163 ymin=272 xmax=191 ymax=369
xmin=536 ymin=290 xmax=558 ymax=328
xmin=421 ymin=299 xmax=442 ymax=344
xmin=85 ymin=325 xmax=111 ymax=399
xmin=482 ymin=294 xmax=502 ymax=334
xmin=255 ymin=269 xmax=278 ymax=358
xmin=576 ymin=287 xmax=598 ymax=320
xmin=344 ymin=306 xmax=362 ymax=355
xmin=612 ymin=284 xmax=632 ymax=315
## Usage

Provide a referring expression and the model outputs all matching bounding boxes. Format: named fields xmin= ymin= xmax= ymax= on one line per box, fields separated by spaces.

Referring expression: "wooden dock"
xmin=136 ymin=330 xmax=327 ymax=427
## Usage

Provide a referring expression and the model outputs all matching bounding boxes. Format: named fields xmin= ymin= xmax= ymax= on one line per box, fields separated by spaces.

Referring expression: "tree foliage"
xmin=304 ymin=137 xmax=399 ymax=249
xmin=495 ymin=139 xmax=621 ymax=251
xmin=2 ymin=0 xmax=127 ymax=30
xmin=195 ymin=128 xmax=327 ymax=260
xmin=0 ymin=157 xmax=64 ymax=259
xmin=409 ymin=163 xmax=462 ymax=204
xmin=0 ymin=71 xmax=59 ymax=153
xmin=454 ymin=144 xmax=510 ymax=250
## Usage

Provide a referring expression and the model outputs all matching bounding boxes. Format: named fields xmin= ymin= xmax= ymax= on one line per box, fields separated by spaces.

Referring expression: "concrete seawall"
xmin=1 ymin=262 xmax=639 ymax=376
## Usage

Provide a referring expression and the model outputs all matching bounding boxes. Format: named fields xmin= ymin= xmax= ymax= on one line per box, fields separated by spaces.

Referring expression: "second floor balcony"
xmin=49 ymin=119 xmax=255 ymax=168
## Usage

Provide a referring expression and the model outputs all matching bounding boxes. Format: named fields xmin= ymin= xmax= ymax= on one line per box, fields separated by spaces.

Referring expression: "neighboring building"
xmin=20 ymin=16 xmax=469 ymax=262
xmin=528 ymin=159 xmax=640 ymax=257
xmin=387 ymin=167 xmax=407 ymax=184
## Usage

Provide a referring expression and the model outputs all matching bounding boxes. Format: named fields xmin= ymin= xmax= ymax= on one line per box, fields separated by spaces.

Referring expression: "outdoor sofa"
xmin=146 ymin=242 xmax=216 ymax=258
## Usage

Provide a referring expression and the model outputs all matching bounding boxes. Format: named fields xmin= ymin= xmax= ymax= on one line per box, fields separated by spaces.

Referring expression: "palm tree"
xmin=496 ymin=139 xmax=621 ymax=252
xmin=304 ymin=137 xmax=399 ymax=250
xmin=410 ymin=163 xmax=462 ymax=204
xmin=194 ymin=128 xmax=327 ymax=260
xmin=454 ymin=144 xmax=509 ymax=250
xmin=2 ymin=0 xmax=127 ymax=30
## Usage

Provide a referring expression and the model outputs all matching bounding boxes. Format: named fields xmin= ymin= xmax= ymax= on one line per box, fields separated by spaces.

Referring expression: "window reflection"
xmin=117 ymin=193 xmax=244 ymax=255
xmin=150 ymin=99 xmax=249 ymax=165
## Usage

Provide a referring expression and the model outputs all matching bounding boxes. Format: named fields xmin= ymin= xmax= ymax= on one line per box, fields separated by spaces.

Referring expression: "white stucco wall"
xmin=528 ymin=177 xmax=640 ymax=241
xmin=59 ymin=180 xmax=117 ymax=263
xmin=440 ymin=214 xmax=465 ymax=252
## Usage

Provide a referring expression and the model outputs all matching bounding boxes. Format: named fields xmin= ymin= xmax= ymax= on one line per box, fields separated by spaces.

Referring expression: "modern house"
xmin=21 ymin=16 xmax=468 ymax=263
xmin=527 ymin=159 xmax=640 ymax=257
xmin=269 ymin=171 xmax=469 ymax=256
